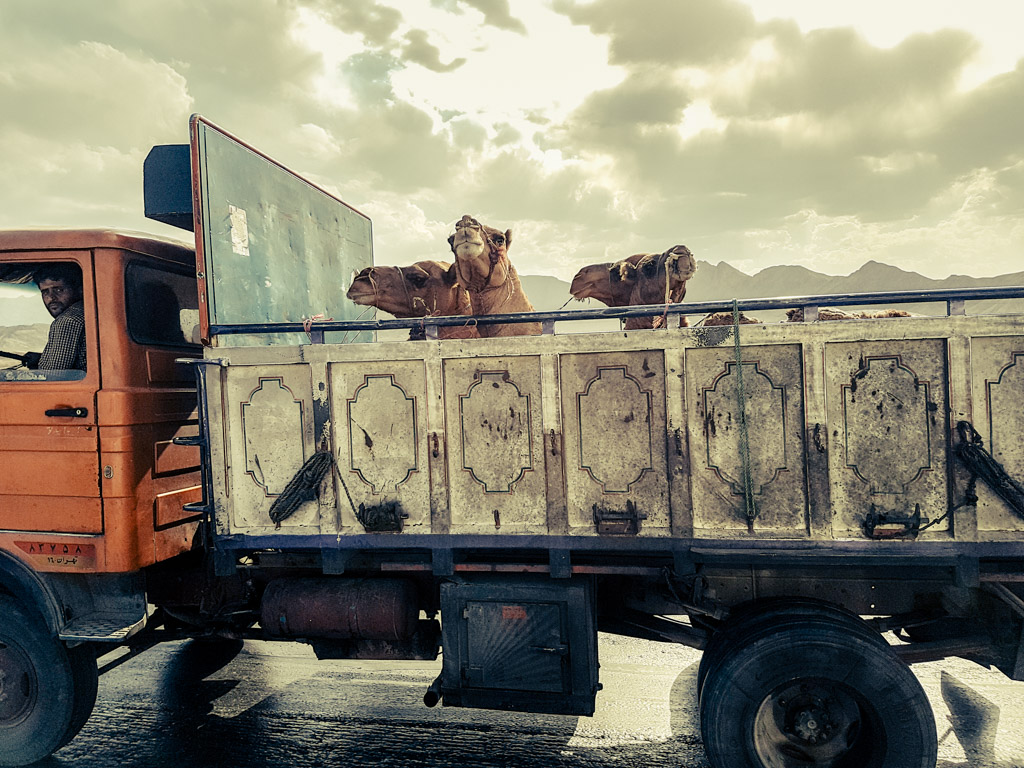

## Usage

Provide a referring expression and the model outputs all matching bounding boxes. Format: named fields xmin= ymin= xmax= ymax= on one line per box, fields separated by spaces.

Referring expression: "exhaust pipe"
xmin=423 ymin=674 xmax=443 ymax=707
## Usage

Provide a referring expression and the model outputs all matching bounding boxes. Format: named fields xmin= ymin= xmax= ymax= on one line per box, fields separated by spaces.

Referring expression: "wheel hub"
xmin=0 ymin=640 xmax=35 ymax=723
xmin=788 ymin=699 xmax=836 ymax=744
xmin=754 ymin=679 xmax=865 ymax=766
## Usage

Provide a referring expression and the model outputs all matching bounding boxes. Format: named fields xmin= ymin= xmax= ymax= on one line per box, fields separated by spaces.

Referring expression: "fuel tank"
xmin=260 ymin=577 xmax=419 ymax=640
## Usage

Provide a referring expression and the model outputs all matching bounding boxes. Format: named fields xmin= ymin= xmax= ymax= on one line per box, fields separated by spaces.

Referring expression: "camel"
xmin=786 ymin=307 xmax=912 ymax=322
xmin=569 ymin=253 xmax=646 ymax=307
xmin=448 ymin=214 xmax=540 ymax=336
xmin=619 ymin=245 xmax=697 ymax=330
xmin=569 ymin=246 xmax=697 ymax=330
xmin=346 ymin=260 xmax=479 ymax=339
xmin=700 ymin=311 xmax=760 ymax=326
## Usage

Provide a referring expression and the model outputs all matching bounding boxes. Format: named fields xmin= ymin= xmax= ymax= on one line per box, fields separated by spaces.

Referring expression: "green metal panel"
xmin=191 ymin=116 xmax=372 ymax=345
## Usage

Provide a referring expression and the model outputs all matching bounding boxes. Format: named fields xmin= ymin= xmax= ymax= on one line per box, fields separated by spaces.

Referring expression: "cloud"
xmin=556 ymin=69 xmax=692 ymax=151
xmin=929 ymin=61 xmax=1024 ymax=175
xmin=719 ymin=26 xmax=978 ymax=121
xmin=306 ymin=0 xmax=403 ymax=47
xmin=553 ymin=0 xmax=759 ymax=66
xmin=402 ymin=29 xmax=467 ymax=72
xmin=0 ymin=41 xmax=192 ymax=148
xmin=457 ymin=0 xmax=527 ymax=35
xmin=540 ymin=19 xmax=1023 ymax=234
xmin=0 ymin=0 xmax=322 ymax=103
xmin=449 ymin=118 xmax=488 ymax=150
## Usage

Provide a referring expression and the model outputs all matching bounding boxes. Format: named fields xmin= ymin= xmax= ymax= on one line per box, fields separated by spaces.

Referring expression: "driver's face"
xmin=38 ymin=278 xmax=82 ymax=318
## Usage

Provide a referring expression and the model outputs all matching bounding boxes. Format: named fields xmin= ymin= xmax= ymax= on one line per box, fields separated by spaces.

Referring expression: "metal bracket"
xmin=863 ymin=504 xmax=927 ymax=539
xmin=592 ymin=500 xmax=646 ymax=535
xmin=432 ymin=549 xmax=454 ymax=577
xmin=549 ymin=549 xmax=571 ymax=579
xmin=356 ymin=500 xmax=408 ymax=532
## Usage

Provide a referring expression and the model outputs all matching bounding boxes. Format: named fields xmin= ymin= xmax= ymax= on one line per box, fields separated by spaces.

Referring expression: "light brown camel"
xmin=346 ymin=260 xmax=479 ymax=339
xmin=700 ymin=311 xmax=760 ymax=326
xmin=786 ymin=307 xmax=912 ymax=322
xmin=448 ymin=214 xmax=540 ymax=336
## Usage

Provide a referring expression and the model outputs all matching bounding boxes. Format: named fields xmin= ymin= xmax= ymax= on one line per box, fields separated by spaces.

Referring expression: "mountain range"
xmin=521 ymin=260 xmax=1024 ymax=321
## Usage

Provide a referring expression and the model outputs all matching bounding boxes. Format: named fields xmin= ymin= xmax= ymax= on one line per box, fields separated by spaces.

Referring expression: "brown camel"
xmin=448 ymin=214 xmax=540 ymax=336
xmin=347 ymin=260 xmax=479 ymax=339
xmin=786 ymin=307 xmax=912 ymax=322
xmin=615 ymin=245 xmax=698 ymax=330
xmin=569 ymin=253 xmax=646 ymax=307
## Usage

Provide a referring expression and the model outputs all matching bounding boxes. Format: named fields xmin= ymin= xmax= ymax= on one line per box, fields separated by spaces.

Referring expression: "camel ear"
xmin=504 ymin=229 xmax=512 ymax=249
xmin=444 ymin=263 xmax=458 ymax=286
xmin=614 ymin=262 xmax=637 ymax=283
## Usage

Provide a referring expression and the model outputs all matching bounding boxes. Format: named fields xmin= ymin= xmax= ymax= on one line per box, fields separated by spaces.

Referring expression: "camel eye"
xmin=491 ymin=234 xmax=505 ymax=245
xmin=407 ymin=273 xmax=428 ymax=288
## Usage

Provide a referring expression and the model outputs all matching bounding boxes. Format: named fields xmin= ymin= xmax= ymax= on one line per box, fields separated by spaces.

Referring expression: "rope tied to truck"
xmin=267 ymin=451 xmax=335 ymax=527
xmin=955 ymin=420 xmax=1024 ymax=518
xmin=732 ymin=300 xmax=758 ymax=530
xmin=862 ymin=419 xmax=1024 ymax=539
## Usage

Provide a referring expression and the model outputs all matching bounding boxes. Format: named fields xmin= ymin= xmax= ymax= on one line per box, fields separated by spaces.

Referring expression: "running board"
xmin=59 ymin=612 xmax=147 ymax=643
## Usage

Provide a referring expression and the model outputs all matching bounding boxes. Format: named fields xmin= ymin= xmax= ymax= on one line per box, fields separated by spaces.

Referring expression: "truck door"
xmin=0 ymin=254 xmax=101 ymax=534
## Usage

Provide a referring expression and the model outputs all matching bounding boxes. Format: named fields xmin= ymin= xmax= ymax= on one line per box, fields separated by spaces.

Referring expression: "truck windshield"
xmin=125 ymin=262 xmax=201 ymax=348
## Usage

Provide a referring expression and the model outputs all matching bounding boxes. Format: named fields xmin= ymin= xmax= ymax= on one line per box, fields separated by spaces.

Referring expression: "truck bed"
xmin=200 ymin=310 xmax=1024 ymax=571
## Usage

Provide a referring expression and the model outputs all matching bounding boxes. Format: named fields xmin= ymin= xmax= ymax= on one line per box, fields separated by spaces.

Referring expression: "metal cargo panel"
xmin=559 ymin=351 xmax=670 ymax=535
xmin=329 ymin=360 xmax=431 ymax=533
xmin=825 ymin=339 xmax=950 ymax=537
xmin=443 ymin=356 xmax=547 ymax=533
xmin=970 ymin=336 xmax=1024 ymax=533
xmin=221 ymin=363 xmax=319 ymax=531
xmin=686 ymin=344 xmax=809 ymax=536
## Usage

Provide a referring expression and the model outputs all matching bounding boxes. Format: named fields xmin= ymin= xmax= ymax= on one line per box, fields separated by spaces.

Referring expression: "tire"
xmin=697 ymin=598 xmax=887 ymax=703
xmin=0 ymin=595 xmax=82 ymax=766
xmin=700 ymin=618 xmax=937 ymax=768
xmin=56 ymin=643 xmax=98 ymax=749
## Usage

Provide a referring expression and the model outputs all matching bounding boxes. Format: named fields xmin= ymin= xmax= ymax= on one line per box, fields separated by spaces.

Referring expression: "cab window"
xmin=125 ymin=262 xmax=201 ymax=348
xmin=0 ymin=261 xmax=87 ymax=381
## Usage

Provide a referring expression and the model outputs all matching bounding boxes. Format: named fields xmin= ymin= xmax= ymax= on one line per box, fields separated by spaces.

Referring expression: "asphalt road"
xmin=39 ymin=633 xmax=1024 ymax=768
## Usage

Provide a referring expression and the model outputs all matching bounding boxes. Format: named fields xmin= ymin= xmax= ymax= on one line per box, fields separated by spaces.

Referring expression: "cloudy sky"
xmin=1 ymin=0 xmax=1022 ymax=280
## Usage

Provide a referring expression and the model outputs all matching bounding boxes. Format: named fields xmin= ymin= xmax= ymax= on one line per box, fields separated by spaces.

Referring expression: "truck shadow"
xmin=935 ymin=669 xmax=1021 ymax=768
xmin=48 ymin=644 xmax=715 ymax=768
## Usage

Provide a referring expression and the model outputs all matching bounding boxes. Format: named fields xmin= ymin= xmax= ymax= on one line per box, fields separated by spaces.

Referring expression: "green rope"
xmin=732 ymin=300 xmax=757 ymax=530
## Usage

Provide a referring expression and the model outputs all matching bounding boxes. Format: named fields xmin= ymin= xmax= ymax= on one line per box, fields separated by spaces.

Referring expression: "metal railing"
xmin=206 ymin=285 xmax=1024 ymax=340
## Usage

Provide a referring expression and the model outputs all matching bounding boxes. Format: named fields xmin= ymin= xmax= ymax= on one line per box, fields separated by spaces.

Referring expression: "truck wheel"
xmin=700 ymin=619 xmax=937 ymax=768
xmin=0 ymin=595 xmax=82 ymax=766
xmin=56 ymin=643 xmax=98 ymax=749
xmin=697 ymin=598 xmax=887 ymax=702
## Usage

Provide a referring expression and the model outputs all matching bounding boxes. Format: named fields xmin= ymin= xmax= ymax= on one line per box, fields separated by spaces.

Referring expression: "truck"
xmin=2 ymin=115 xmax=1024 ymax=768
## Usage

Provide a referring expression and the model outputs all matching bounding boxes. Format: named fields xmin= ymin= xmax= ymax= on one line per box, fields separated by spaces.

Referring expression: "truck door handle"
xmin=45 ymin=407 xmax=89 ymax=418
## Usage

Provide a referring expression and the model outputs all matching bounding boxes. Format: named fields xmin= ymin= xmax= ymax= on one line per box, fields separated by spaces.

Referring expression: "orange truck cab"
xmin=0 ymin=229 xmax=202 ymax=763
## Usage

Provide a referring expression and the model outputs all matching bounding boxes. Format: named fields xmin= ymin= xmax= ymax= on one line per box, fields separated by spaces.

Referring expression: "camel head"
xmin=628 ymin=245 xmax=697 ymax=307
xmin=448 ymin=214 xmax=513 ymax=292
xmin=347 ymin=260 xmax=465 ymax=319
xmin=571 ymin=253 xmax=646 ymax=307
xmin=569 ymin=262 xmax=614 ymax=303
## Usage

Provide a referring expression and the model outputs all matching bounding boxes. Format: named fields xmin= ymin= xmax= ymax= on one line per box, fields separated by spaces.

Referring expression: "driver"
xmin=23 ymin=264 xmax=87 ymax=371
